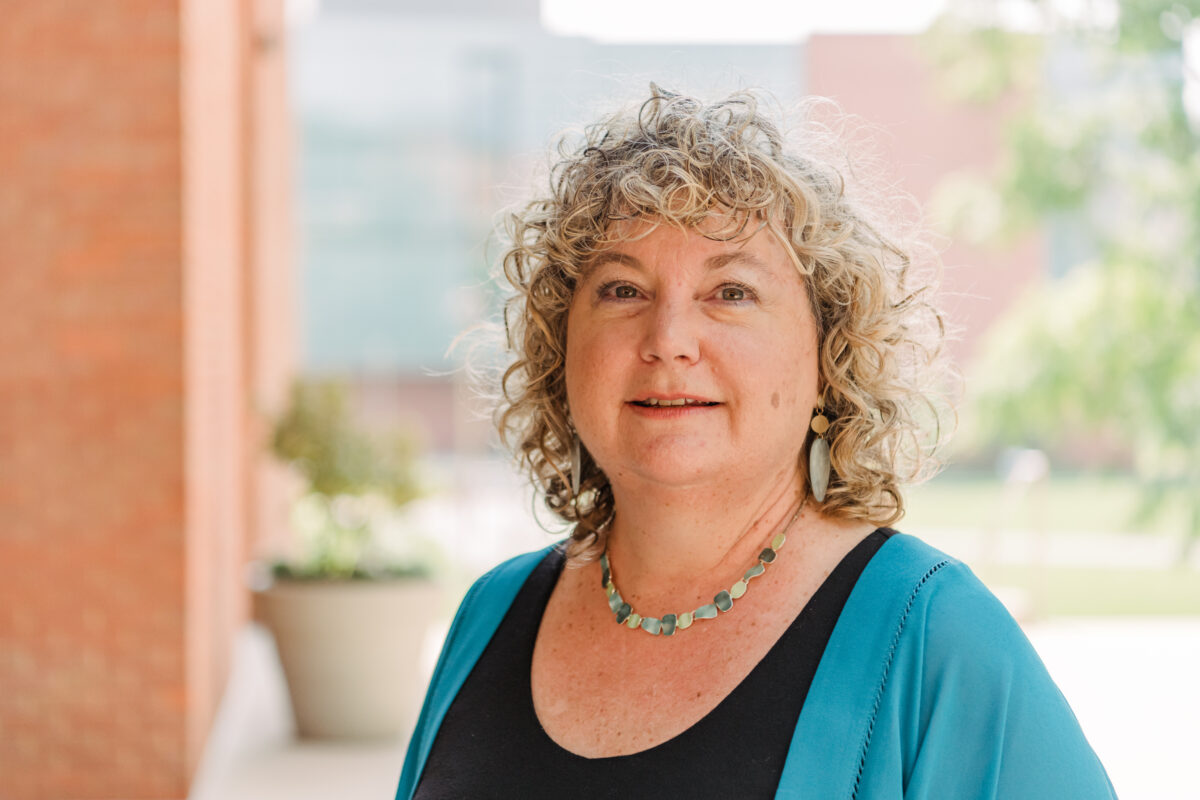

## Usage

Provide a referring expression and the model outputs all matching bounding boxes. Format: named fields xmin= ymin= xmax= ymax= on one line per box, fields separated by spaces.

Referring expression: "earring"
xmin=570 ymin=434 xmax=582 ymax=498
xmin=808 ymin=394 xmax=831 ymax=502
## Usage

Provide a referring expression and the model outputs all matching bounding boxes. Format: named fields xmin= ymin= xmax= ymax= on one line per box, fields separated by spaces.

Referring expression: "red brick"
xmin=0 ymin=1 xmax=295 ymax=797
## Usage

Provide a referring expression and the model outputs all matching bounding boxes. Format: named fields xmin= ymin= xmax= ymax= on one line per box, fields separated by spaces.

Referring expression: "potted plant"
xmin=253 ymin=377 xmax=442 ymax=739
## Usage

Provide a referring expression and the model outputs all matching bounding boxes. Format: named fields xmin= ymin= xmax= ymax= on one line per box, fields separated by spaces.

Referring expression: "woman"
xmin=396 ymin=86 xmax=1116 ymax=798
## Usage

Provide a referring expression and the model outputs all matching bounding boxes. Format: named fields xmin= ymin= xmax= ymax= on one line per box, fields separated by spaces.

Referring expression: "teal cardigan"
xmin=396 ymin=534 xmax=1117 ymax=799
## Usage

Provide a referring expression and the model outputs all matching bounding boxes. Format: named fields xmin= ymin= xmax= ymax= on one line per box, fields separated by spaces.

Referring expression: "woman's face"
xmin=565 ymin=219 xmax=820 ymax=493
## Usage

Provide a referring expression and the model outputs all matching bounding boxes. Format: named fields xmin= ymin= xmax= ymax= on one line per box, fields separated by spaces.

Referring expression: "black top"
xmin=414 ymin=529 xmax=894 ymax=800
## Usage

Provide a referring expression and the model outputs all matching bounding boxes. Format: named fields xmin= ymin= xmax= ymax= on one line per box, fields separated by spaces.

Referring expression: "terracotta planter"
xmin=254 ymin=578 xmax=440 ymax=739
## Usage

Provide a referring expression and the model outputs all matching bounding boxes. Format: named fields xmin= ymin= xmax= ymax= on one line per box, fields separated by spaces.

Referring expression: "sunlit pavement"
xmin=190 ymin=614 xmax=1200 ymax=800
xmin=1024 ymin=617 xmax=1200 ymax=800
xmin=188 ymin=622 xmax=408 ymax=800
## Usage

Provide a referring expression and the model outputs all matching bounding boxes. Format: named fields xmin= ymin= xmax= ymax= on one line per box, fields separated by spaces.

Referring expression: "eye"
xmin=718 ymin=283 xmax=754 ymax=303
xmin=598 ymin=280 xmax=640 ymax=301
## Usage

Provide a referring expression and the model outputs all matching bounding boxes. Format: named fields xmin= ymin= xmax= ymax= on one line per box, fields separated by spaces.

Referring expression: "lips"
xmin=629 ymin=395 xmax=720 ymax=408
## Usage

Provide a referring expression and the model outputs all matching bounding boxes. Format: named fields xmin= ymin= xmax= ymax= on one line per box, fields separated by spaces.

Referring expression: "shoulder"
xmin=881 ymin=535 xmax=1037 ymax=677
xmin=864 ymin=532 xmax=1040 ymax=684
xmin=448 ymin=542 xmax=564 ymax=632
xmin=866 ymin=533 xmax=1117 ymax=798
xmin=861 ymin=532 xmax=1009 ymax=625
xmin=468 ymin=543 xmax=561 ymax=595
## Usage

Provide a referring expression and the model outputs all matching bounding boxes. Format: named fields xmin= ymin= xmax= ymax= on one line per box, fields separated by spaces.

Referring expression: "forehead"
xmin=587 ymin=217 xmax=799 ymax=277
xmin=601 ymin=212 xmax=758 ymax=246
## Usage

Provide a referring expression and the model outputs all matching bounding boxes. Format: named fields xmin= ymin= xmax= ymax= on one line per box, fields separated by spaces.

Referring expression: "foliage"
xmin=927 ymin=0 xmax=1200 ymax=550
xmin=267 ymin=377 xmax=430 ymax=579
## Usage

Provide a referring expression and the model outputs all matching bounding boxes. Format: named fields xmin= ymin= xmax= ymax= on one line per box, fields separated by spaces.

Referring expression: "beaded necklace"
xmin=599 ymin=501 xmax=805 ymax=636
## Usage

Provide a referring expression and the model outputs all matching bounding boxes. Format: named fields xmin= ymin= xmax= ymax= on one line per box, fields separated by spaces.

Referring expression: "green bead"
xmin=759 ymin=548 xmax=777 ymax=564
xmin=714 ymin=591 xmax=733 ymax=612
xmin=641 ymin=617 xmax=661 ymax=635
xmin=744 ymin=563 xmax=765 ymax=581
xmin=677 ymin=611 xmax=693 ymax=629
xmin=615 ymin=603 xmax=631 ymax=623
xmin=608 ymin=591 xmax=624 ymax=613
xmin=626 ymin=612 xmax=642 ymax=628
xmin=730 ymin=580 xmax=747 ymax=599
xmin=661 ymin=614 xmax=677 ymax=636
xmin=771 ymin=532 xmax=787 ymax=551
xmin=694 ymin=604 xmax=718 ymax=620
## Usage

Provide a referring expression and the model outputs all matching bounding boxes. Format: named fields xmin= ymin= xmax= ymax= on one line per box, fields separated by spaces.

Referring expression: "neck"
xmin=602 ymin=465 xmax=806 ymax=605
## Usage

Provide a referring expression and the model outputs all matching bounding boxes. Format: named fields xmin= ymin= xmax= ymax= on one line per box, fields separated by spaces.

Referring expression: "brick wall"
xmin=0 ymin=1 xmax=294 ymax=797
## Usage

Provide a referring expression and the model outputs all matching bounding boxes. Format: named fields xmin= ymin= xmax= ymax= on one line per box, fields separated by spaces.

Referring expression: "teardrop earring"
xmin=570 ymin=434 xmax=582 ymax=498
xmin=808 ymin=393 xmax=831 ymax=502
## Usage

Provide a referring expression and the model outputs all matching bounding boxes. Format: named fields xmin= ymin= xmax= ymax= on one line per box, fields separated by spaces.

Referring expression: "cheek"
xmin=759 ymin=330 xmax=819 ymax=415
xmin=564 ymin=343 xmax=591 ymax=417
xmin=564 ymin=312 xmax=616 ymax=421
xmin=564 ymin=309 xmax=588 ymax=414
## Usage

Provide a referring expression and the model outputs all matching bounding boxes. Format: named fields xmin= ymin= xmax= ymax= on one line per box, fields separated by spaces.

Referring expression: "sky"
xmin=540 ymin=0 xmax=952 ymax=42
xmin=287 ymin=0 xmax=952 ymax=38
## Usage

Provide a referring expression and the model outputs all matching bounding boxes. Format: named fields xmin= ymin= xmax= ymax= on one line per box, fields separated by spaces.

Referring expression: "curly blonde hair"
xmin=496 ymin=84 xmax=950 ymax=558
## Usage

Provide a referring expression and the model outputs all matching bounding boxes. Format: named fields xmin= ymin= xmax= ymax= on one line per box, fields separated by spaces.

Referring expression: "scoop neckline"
xmin=524 ymin=528 xmax=892 ymax=761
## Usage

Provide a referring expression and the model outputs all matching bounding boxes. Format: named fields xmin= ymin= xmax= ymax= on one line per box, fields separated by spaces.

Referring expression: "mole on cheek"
xmin=771 ymin=392 xmax=780 ymax=409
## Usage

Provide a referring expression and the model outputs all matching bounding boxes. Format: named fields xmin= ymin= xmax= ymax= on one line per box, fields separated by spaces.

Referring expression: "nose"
xmin=639 ymin=297 xmax=700 ymax=365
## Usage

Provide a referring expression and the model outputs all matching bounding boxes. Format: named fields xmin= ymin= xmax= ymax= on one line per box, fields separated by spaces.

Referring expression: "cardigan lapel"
xmin=398 ymin=544 xmax=557 ymax=799
xmin=774 ymin=534 xmax=951 ymax=799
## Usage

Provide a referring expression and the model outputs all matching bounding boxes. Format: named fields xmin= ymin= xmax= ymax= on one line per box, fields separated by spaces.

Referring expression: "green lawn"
xmin=902 ymin=471 xmax=1200 ymax=617
xmin=973 ymin=563 xmax=1200 ymax=617
xmin=904 ymin=471 xmax=1190 ymax=537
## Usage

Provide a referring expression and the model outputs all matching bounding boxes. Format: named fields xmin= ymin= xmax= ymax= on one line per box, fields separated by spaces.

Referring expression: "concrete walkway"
xmin=190 ymin=614 xmax=1200 ymax=800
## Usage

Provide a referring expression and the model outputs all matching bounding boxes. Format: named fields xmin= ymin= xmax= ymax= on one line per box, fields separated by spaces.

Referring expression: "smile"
xmin=629 ymin=397 xmax=720 ymax=408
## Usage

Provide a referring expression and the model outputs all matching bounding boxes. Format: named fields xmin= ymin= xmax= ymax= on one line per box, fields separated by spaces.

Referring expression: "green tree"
xmin=927 ymin=1 xmax=1200 ymax=551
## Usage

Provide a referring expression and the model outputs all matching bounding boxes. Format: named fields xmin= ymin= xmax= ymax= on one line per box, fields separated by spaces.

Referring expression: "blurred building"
xmin=292 ymin=0 xmax=804 ymax=451
xmin=292 ymin=5 xmax=1041 ymax=453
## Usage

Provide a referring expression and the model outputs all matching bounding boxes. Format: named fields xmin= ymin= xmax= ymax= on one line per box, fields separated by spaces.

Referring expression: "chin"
xmin=618 ymin=442 xmax=732 ymax=488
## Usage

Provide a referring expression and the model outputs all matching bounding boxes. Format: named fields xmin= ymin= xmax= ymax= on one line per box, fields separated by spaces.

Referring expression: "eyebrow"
xmin=586 ymin=250 xmax=774 ymax=275
xmin=702 ymin=251 xmax=773 ymax=274
xmin=587 ymin=252 xmax=642 ymax=271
